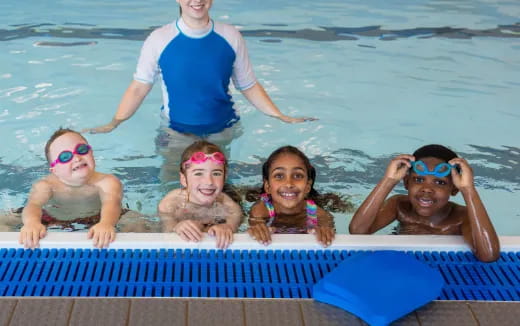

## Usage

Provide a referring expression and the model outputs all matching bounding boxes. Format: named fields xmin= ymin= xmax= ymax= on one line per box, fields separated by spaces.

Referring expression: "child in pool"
xmin=158 ymin=140 xmax=242 ymax=249
xmin=247 ymin=146 xmax=336 ymax=247
xmin=349 ymin=144 xmax=500 ymax=262
xmin=17 ymin=128 xmax=133 ymax=249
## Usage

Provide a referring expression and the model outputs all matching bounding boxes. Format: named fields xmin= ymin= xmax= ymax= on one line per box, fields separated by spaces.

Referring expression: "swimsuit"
xmin=260 ymin=193 xmax=318 ymax=234
xmin=13 ymin=207 xmax=129 ymax=231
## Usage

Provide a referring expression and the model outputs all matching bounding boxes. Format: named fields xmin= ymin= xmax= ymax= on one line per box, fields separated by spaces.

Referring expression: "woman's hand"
xmin=82 ymin=119 xmax=121 ymax=134
xmin=276 ymin=114 xmax=318 ymax=123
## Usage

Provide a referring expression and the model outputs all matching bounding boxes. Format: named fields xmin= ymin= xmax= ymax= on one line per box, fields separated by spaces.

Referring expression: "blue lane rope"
xmin=0 ymin=248 xmax=518 ymax=300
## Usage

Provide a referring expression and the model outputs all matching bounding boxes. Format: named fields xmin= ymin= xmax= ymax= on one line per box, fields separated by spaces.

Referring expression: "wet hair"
xmin=413 ymin=144 xmax=458 ymax=162
xmin=260 ymin=145 xmax=318 ymax=197
xmin=44 ymin=128 xmax=87 ymax=163
xmin=179 ymin=140 xmax=243 ymax=213
xmin=179 ymin=140 xmax=227 ymax=174
xmin=245 ymin=145 xmax=354 ymax=213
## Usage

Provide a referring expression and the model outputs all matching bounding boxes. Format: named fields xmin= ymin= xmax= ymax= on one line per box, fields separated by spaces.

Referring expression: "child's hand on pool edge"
xmin=173 ymin=220 xmax=203 ymax=242
xmin=88 ymin=222 xmax=115 ymax=248
xmin=247 ymin=224 xmax=274 ymax=246
xmin=309 ymin=226 xmax=335 ymax=247
xmin=207 ymin=224 xmax=234 ymax=249
xmin=19 ymin=222 xmax=47 ymax=249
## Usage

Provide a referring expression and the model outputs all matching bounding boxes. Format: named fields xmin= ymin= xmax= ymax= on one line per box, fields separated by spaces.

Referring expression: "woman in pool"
xmin=247 ymin=145 xmax=336 ymax=247
xmin=83 ymin=0 xmax=315 ymax=183
xmin=158 ymin=140 xmax=242 ymax=249
xmin=349 ymin=144 xmax=500 ymax=262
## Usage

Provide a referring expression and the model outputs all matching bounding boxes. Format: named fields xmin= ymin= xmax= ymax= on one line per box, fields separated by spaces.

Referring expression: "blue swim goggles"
xmin=410 ymin=160 xmax=455 ymax=178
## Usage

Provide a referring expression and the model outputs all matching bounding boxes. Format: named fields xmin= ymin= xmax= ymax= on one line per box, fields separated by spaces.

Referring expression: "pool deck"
xmin=1 ymin=233 xmax=520 ymax=325
xmin=1 ymin=298 xmax=519 ymax=325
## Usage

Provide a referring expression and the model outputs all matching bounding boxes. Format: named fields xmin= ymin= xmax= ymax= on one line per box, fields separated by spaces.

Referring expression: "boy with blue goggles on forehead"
xmin=349 ymin=144 xmax=500 ymax=262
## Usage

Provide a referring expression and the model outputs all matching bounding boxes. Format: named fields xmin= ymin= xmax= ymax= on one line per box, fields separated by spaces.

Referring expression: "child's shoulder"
xmin=91 ymin=172 xmax=122 ymax=188
xmin=159 ymin=188 xmax=185 ymax=205
xmin=249 ymin=200 xmax=269 ymax=217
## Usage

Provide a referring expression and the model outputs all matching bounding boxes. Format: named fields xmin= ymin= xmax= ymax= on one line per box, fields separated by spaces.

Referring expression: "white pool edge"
xmin=2 ymin=232 xmax=520 ymax=251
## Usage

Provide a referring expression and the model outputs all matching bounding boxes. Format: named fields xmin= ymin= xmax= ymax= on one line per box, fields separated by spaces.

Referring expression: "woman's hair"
xmin=179 ymin=140 xmax=227 ymax=174
xmin=413 ymin=144 xmax=458 ymax=162
xmin=44 ymin=128 xmax=86 ymax=163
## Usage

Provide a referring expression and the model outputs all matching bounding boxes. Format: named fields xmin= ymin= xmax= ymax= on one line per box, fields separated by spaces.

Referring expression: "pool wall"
xmin=1 ymin=232 xmax=520 ymax=251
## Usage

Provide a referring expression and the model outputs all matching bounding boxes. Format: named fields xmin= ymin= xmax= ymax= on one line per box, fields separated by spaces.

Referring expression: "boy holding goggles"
xmin=349 ymin=144 xmax=500 ymax=262
xmin=18 ymin=128 xmax=128 ymax=248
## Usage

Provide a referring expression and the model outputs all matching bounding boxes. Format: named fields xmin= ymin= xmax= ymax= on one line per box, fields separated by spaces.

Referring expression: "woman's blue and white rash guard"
xmin=134 ymin=18 xmax=257 ymax=136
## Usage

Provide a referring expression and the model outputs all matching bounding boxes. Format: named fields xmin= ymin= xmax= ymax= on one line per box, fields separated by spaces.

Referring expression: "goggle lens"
xmin=76 ymin=143 xmax=91 ymax=155
xmin=58 ymin=151 xmax=74 ymax=164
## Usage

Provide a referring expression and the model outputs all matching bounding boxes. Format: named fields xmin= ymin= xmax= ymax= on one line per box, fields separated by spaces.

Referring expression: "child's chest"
xmin=396 ymin=203 xmax=463 ymax=235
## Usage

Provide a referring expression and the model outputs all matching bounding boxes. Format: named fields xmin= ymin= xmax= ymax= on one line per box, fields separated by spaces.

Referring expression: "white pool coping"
xmin=1 ymin=232 xmax=520 ymax=251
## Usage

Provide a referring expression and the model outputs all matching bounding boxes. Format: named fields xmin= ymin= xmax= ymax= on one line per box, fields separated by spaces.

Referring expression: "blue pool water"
xmin=0 ymin=1 xmax=519 ymax=234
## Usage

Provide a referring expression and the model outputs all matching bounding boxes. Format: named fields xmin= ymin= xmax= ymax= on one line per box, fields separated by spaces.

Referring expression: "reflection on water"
xmin=1 ymin=23 xmax=519 ymax=43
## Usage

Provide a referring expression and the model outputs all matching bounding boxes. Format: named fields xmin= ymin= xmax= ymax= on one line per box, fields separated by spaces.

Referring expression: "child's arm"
xmin=450 ymin=158 xmax=500 ymax=262
xmin=157 ymin=190 xmax=183 ymax=232
xmin=157 ymin=189 xmax=204 ymax=242
xmin=207 ymin=193 xmax=243 ymax=249
xmin=247 ymin=201 xmax=273 ymax=245
xmin=310 ymin=208 xmax=335 ymax=247
xmin=88 ymin=175 xmax=122 ymax=248
xmin=19 ymin=180 xmax=52 ymax=248
xmin=349 ymin=154 xmax=414 ymax=234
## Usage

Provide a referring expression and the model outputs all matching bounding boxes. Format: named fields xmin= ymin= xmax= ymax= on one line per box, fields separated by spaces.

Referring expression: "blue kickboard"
xmin=313 ymin=250 xmax=444 ymax=326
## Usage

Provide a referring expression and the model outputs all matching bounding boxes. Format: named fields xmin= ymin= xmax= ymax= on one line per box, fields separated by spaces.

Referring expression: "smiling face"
xmin=180 ymin=159 xmax=225 ymax=206
xmin=264 ymin=153 xmax=312 ymax=214
xmin=404 ymin=156 xmax=457 ymax=217
xmin=176 ymin=0 xmax=213 ymax=28
xmin=48 ymin=132 xmax=95 ymax=186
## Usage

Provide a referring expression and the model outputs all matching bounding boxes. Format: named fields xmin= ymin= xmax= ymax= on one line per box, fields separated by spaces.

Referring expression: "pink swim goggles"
xmin=183 ymin=152 xmax=226 ymax=168
xmin=50 ymin=143 xmax=92 ymax=168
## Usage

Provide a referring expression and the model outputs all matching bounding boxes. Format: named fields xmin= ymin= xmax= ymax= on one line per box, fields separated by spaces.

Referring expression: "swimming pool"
xmin=0 ymin=0 xmax=519 ymax=234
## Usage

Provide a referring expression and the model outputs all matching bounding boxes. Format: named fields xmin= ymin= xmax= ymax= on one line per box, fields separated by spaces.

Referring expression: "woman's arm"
xmin=240 ymin=83 xmax=316 ymax=123
xmin=83 ymin=80 xmax=152 ymax=134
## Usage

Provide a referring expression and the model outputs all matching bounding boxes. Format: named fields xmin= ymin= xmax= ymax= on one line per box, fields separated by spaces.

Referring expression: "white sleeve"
xmin=133 ymin=34 xmax=159 ymax=84
xmin=231 ymin=31 xmax=257 ymax=91
xmin=133 ymin=24 xmax=176 ymax=84
xmin=215 ymin=22 xmax=257 ymax=91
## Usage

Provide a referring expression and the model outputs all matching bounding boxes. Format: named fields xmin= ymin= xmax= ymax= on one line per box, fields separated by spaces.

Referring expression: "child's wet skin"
xmin=404 ymin=157 xmax=455 ymax=219
xmin=265 ymin=153 xmax=311 ymax=214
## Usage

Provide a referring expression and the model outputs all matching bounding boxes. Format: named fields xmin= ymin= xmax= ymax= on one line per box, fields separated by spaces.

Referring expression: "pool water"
xmin=0 ymin=0 xmax=519 ymax=234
